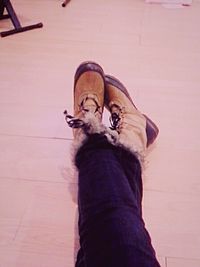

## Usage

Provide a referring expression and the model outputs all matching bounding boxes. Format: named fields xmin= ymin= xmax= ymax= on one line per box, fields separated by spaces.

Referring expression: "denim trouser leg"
xmin=75 ymin=134 xmax=161 ymax=267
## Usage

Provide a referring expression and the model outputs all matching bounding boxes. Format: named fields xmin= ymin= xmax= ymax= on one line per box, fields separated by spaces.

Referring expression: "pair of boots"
xmin=64 ymin=61 xmax=159 ymax=162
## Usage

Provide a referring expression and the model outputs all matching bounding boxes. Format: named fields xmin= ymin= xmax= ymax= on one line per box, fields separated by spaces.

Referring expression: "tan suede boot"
xmin=105 ymin=75 xmax=159 ymax=159
xmin=64 ymin=61 xmax=108 ymax=154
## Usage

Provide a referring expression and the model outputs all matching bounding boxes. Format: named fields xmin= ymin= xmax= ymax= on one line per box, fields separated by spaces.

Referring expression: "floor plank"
xmin=1 ymin=0 xmax=200 ymax=266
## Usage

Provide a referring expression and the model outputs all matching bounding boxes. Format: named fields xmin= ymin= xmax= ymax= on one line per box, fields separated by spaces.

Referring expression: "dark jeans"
xmin=75 ymin=134 xmax=161 ymax=267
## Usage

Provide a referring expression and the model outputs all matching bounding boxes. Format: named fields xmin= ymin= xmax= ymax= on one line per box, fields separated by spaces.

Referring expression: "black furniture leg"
xmin=0 ymin=0 xmax=43 ymax=37
xmin=62 ymin=0 xmax=71 ymax=7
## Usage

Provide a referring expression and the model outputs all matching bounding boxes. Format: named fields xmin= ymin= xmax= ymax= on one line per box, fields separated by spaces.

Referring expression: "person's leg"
xmin=75 ymin=246 xmax=85 ymax=267
xmin=75 ymin=133 xmax=160 ymax=267
xmin=65 ymin=61 xmax=160 ymax=267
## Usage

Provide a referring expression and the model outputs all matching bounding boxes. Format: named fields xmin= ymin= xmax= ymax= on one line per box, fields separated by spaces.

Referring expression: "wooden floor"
xmin=0 ymin=0 xmax=200 ymax=266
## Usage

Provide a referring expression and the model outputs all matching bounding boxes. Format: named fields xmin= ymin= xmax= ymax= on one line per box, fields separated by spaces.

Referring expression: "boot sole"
xmin=105 ymin=75 xmax=159 ymax=147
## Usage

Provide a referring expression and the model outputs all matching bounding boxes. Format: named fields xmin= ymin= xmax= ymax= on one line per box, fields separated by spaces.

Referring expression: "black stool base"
xmin=1 ymin=22 xmax=43 ymax=37
xmin=62 ymin=0 xmax=71 ymax=7
xmin=0 ymin=0 xmax=43 ymax=37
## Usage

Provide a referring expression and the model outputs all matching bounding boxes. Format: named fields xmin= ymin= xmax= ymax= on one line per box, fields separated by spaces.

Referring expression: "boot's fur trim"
xmin=71 ymin=112 xmax=118 ymax=164
xmin=71 ymin=112 xmax=145 ymax=168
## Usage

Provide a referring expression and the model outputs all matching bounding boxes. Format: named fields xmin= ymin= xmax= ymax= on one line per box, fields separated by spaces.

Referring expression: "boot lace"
xmin=109 ymin=104 xmax=124 ymax=130
xmin=64 ymin=96 xmax=102 ymax=129
xmin=64 ymin=110 xmax=85 ymax=128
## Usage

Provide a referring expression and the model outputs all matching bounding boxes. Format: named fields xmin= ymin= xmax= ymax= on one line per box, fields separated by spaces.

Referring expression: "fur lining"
xmin=70 ymin=112 xmax=118 ymax=164
xmin=70 ymin=112 xmax=145 ymax=168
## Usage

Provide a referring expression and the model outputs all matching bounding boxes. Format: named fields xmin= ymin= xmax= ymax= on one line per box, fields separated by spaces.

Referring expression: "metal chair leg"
xmin=0 ymin=0 xmax=43 ymax=37
xmin=62 ymin=0 xmax=71 ymax=7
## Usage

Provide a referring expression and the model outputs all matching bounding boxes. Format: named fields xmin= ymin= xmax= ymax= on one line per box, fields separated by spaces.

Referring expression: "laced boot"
xmin=105 ymin=75 xmax=159 ymax=159
xmin=64 ymin=61 xmax=106 ymax=153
